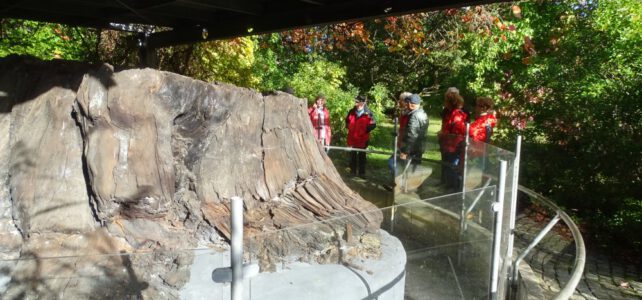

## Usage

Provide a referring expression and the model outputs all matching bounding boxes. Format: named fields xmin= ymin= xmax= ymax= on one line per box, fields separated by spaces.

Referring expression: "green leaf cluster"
xmin=1 ymin=0 xmax=640 ymax=251
xmin=0 ymin=19 xmax=97 ymax=61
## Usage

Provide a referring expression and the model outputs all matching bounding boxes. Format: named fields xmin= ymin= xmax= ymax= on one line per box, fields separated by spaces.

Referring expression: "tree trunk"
xmin=0 ymin=55 xmax=382 ymax=297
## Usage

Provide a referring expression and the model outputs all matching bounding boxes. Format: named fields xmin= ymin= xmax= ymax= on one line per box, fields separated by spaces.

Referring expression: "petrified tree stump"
xmin=0 ymin=56 xmax=382 ymax=298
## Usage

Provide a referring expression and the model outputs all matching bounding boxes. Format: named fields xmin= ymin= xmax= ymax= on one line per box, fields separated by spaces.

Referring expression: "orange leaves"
xmin=445 ymin=8 xmax=459 ymax=16
xmin=53 ymin=25 xmax=70 ymax=41
xmin=279 ymin=21 xmax=373 ymax=53
xmin=381 ymin=14 xmax=430 ymax=55
xmin=493 ymin=17 xmax=502 ymax=28
xmin=519 ymin=36 xmax=537 ymax=65
xmin=523 ymin=36 xmax=536 ymax=56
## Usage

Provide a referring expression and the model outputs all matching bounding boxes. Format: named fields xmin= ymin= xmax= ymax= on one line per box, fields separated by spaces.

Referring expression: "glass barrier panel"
xmin=464 ymin=139 xmax=516 ymax=194
xmin=464 ymin=139 xmax=517 ymax=299
xmin=244 ymin=186 xmax=497 ymax=300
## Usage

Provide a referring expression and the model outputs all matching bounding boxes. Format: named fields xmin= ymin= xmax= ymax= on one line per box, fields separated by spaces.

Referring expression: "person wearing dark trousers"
xmin=438 ymin=87 xmax=468 ymax=190
xmin=346 ymin=95 xmax=376 ymax=176
xmin=399 ymin=94 xmax=429 ymax=171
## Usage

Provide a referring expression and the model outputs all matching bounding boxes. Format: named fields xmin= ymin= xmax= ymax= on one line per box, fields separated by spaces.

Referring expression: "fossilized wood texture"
xmin=0 ymin=56 xmax=382 ymax=296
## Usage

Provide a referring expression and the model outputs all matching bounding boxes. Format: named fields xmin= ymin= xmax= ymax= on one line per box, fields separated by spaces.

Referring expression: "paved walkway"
xmin=515 ymin=213 xmax=642 ymax=299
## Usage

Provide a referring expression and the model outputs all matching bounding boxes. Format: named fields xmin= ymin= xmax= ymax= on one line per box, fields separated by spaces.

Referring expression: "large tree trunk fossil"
xmin=0 ymin=56 xmax=382 ymax=298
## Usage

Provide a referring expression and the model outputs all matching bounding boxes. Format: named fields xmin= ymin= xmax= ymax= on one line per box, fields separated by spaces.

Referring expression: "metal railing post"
xmin=393 ymin=116 xmax=398 ymax=179
xmin=490 ymin=160 xmax=507 ymax=300
xmin=462 ymin=123 xmax=470 ymax=194
xmin=507 ymin=136 xmax=522 ymax=263
xmin=458 ymin=124 xmax=470 ymax=264
xmin=231 ymin=196 xmax=243 ymax=300
xmin=511 ymin=213 xmax=560 ymax=285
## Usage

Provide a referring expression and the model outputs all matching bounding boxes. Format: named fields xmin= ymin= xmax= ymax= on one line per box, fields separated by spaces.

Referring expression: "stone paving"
xmin=514 ymin=214 xmax=642 ymax=300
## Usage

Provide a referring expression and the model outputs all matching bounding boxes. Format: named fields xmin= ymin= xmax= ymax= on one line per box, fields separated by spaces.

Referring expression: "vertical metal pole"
xmin=462 ymin=123 xmax=470 ymax=194
xmin=458 ymin=123 xmax=471 ymax=264
xmin=393 ymin=116 xmax=398 ymax=178
xmin=390 ymin=116 xmax=399 ymax=233
xmin=231 ymin=197 xmax=243 ymax=300
xmin=317 ymin=111 xmax=323 ymax=146
xmin=507 ymin=136 xmax=522 ymax=262
xmin=490 ymin=160 xmax=507 ymax=300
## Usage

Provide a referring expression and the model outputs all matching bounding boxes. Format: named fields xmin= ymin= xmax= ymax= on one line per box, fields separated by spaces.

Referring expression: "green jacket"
xmin=400 ymin=108 xmax=429 ymax=161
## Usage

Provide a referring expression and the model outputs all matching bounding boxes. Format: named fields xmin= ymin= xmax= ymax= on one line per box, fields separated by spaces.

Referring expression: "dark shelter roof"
xmin=1 ymin=0 xmax=499 ymax=48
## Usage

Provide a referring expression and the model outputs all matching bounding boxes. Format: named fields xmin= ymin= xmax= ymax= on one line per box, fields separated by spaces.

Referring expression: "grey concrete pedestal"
xmin=180 ymin=230 xmax=406 ymax=300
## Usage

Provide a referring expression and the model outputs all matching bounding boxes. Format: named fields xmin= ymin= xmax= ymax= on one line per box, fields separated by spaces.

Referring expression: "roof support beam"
xmin=179 ymin=0 xmax=263 ymax=16
xmin=298 ymin=0 xmax=326 ymax=6
xmin=146 ymin=0 xmax=500 ymax=48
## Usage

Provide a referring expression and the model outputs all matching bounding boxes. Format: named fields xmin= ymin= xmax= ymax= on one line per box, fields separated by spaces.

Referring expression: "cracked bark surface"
xmin=0 ymin=56 xmax=382 ymax=298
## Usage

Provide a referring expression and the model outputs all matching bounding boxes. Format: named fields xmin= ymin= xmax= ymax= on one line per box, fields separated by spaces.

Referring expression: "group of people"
xmin=307 ymin=88 xmax=497 ymax=187
xmin=438 ymin=87 xmax=497 ymax=190
xmin=308 ymin=94 xmax=377 ymax=176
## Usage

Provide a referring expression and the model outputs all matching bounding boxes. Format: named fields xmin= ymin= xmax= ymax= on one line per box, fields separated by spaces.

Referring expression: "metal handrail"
xmin=516 ymin=185 xmax=586 ymax=300
xmin=323 ymin=140 xmax=585 ymax=299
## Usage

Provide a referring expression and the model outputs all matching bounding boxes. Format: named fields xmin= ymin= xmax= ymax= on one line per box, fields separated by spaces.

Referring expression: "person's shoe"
xmin=383 ymin=183 xmax=395 ymax=191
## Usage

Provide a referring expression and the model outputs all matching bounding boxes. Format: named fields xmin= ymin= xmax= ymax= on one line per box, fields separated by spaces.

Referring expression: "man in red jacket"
xmin=345 ymin=95 xmax=377 ymax=176
xmin=308 ymin=94 xmax=331 ymax=146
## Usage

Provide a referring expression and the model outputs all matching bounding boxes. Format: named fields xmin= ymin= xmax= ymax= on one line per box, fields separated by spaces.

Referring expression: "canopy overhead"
xmin=1 ymin=0 xmax=499 ymax=48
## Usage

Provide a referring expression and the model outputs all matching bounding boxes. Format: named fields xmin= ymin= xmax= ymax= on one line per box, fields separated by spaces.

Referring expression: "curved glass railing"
xmin=0 ymin=188 xmax=497 ymax=299
xmin=0 ymin=136 xmax=585 ymax=299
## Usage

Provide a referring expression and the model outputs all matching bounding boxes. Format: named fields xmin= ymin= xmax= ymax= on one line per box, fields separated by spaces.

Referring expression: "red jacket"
xmin=397 ymin=113 xmax=409 ymax=147
xmin=345 ymin=107 xmax=376 ymax=148
xmin=439 ymin=108 xmax=468 ymax=153
xmin=308 ymin=105 xmax=331 ymax=145
xmin=469 ymin=113 xmax=497 ymax=142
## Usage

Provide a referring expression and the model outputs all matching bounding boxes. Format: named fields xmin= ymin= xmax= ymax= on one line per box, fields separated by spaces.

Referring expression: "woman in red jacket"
xmin=466 ymin=96 xmax=498 ymax=183
xmin=345 ymin=95 xmax=377 ymax=176
xmin=308 ymin=94 xmax=332 ymax=146
xmin=438 ymin=88 xmax=468 ymax=189
xmin=469 ymin=97 xmax=497 ymax=143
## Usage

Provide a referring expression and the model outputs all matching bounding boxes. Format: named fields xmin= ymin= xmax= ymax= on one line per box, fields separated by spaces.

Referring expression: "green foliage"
xmin=186 ymin=37 xmax=260 ymax=87
xmin=597 ymin=198 xmax=642 ymax=249
xmin=460 ymin=0 xmax=642 ymax=250
xmin=286 ymin=57 xmax=361 ymax=144
xmin=1 ymin=0 xmax=640 ymax=252
xmin=252 ymin=33 xmax=310 ymax=92
xmin=0 ymin=19 xmax=97 ymax=61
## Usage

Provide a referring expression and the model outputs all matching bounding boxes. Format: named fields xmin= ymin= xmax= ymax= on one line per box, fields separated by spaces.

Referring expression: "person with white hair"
xmin=387 ymin=92 xmax=412 ymax=177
